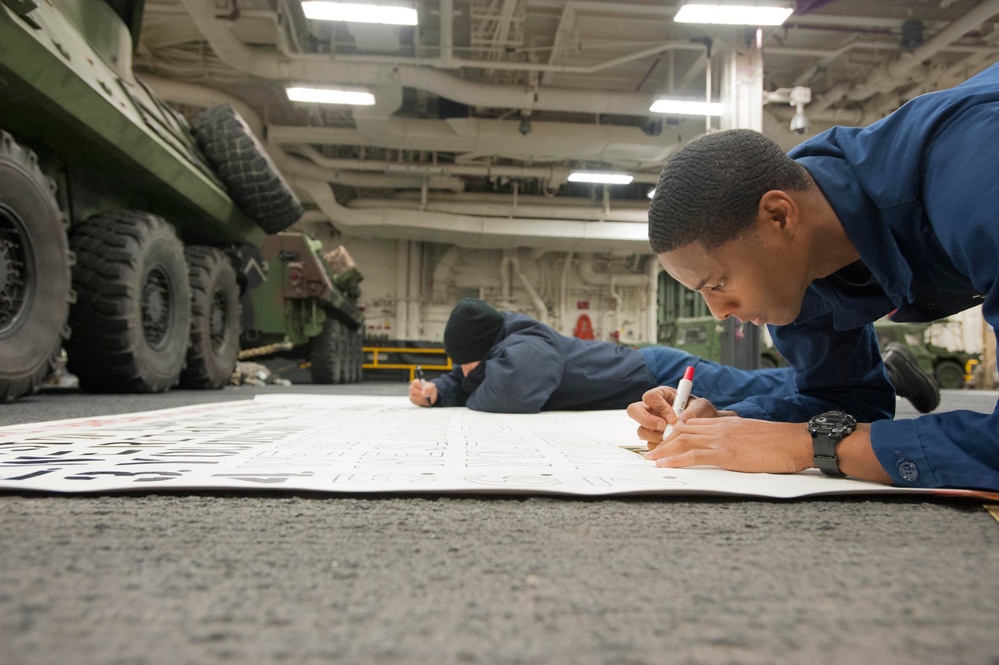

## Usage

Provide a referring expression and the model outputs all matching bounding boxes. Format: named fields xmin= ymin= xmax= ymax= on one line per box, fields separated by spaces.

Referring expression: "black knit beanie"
xmin=443 ymin=298 xmax=504 ymax=364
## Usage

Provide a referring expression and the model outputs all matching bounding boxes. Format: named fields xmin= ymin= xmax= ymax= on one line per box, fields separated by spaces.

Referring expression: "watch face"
xmin=809 ymin=410 xmax=857 ymax=437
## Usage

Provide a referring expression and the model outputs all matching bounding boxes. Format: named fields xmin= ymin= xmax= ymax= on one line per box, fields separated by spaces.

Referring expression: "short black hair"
xmin=648 ymin=129 xmax=812 ymax=253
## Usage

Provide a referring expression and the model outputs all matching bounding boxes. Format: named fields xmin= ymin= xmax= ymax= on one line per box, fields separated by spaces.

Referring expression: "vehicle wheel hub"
xmin=142 ymin=266 xmax=171 ymax=348
xmin=210 ymin=289 xmax=227 ymax=351
xmin=0 ymin=211 xmax=28 ymax=333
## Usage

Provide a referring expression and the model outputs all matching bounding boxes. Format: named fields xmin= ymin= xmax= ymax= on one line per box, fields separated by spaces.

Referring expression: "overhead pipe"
xmin=499 ymin=252 xmax=513 ymax=304
xmin=560 ymin=251 xmax=574 ymax=334
xmin=439 ymin=0 xmax=454 ymax=68
xmin=345 ymin=198 xmax=648 ymax=223
xmin=262 ymin=40 xmax=708 ymax=76
xmin=577 ymin=260 xmax=649 ymax=287
xmin=286 ymin=143 xmax=572 ymax=182
xmin=291 ymin=177 xmax=651 ymax=252
xmin=275 ymin=114 xmax=689 ymax=167
xmin=174 ymin=0 xmax=695 ymax=117
xmin=431 ymin=246 xmax=464 ymax=304
xmin=407 ymin=241 xmax=422 ymax=339
xmin=388 ymin=191 xmax=652 ymax=208
xmin=259 ymin=0 xmax=705 ymax=80
xmin=287 ymin=143 xmax=663 ymax=184
xmin=395 ymin=240 xmax=409 ymax=340
xmin=646 ymin=255 xmax=661 ymax=345
xmin=812 ymin=0 xmax=999 ymax=112
xmin=768 ymin=53 xmax=998 ymax=127
xmin=509 ymin=252 xmax=549 ymax=324
xmin=274 ymin=150 xmax=466 ymax=191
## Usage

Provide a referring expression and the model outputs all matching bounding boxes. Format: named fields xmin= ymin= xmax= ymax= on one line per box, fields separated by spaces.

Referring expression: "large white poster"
xmin=0 ymin=395 xmax=991 ymax=499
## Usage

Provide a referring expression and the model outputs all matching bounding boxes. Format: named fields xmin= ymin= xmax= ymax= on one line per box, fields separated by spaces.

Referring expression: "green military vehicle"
xmin=664 ymin=316 xmax=785 ymax=368
xmin=874 ymin=321 xmax=979 ymax=389
xmin=241 ymin=236 xmax=365 ymax=385
xmin=656 ymin=272 xmax=977 ymax=383
xmin=662 ymin=316 xmax=975 ymax=389
xmin=0 ymin=0 xmax=363 ymax=401
xmin=657 ymin=273 xmax=781 ymax=368
xmin=663 ymin=316 xmax=980 ymax=386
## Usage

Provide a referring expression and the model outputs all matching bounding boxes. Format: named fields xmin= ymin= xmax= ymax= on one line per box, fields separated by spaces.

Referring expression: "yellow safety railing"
xmin=966 ymin=358 xmax=980 ymax=383
xmin=362 ymin=346 xmax=453 ymax=381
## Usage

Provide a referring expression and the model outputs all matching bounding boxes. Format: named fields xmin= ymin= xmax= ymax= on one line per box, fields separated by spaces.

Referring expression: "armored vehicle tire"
xmin=190 ymin=105 xmax=304 ymax=234
xmin=342 ymin=328 xmax=357 ymax=383
xmin=179 ymin=246 xmax=241 ymax=389
xmin=310 ymin=318 xmax=346 ymax=384
xmin=66 ymin=211 xmax=192 ymax=393
xmin=0 ymin=131 xmax=72 ymax=402
xmin=934 ymin=360 xmax=966 ymax=390
xmin=349 ymin=327 xmax=365 ymax=383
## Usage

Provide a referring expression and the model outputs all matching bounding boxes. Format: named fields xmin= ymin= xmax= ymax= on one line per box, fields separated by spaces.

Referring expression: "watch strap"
xmin=813 ymin=446 xmax=846 ymax=477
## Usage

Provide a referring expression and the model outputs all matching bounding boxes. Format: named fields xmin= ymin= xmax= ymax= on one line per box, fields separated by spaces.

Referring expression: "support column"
xmin=395 ymin=240 xmax=409 ymax=341
xmin=718 ymin=33 xmax=765 ymax=369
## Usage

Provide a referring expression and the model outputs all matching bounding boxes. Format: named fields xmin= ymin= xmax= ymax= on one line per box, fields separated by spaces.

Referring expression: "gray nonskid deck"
xmin=2 ymin=386 xmax=997 ymax=665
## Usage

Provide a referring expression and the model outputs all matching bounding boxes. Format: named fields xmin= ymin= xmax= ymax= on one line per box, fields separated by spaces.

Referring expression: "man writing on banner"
xmin=628 ymin=62 xmax=999 ymax=491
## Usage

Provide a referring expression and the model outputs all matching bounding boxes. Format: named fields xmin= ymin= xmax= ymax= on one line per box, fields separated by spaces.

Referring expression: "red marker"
xmin=663 ymin=365 xmax=695 ymax=438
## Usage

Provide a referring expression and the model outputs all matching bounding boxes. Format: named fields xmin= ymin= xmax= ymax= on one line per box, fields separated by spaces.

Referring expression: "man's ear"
xmin=758 ymin=190 xmax=799 ymax=237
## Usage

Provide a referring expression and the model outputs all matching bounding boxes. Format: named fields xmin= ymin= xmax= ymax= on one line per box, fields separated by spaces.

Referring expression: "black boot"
xmin=883 ymin=342 xmax=941 ymax=413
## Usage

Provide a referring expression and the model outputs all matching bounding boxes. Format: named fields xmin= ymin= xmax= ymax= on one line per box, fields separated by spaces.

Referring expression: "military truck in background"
xmin=657 ymin=271 xmax=781 ymax=369
xmin=0 ymin=0 xmax=363 ymax=401
xmin=241 ymin=236 xmax=365 ymax=385
xmin=663 ymin=317 xmax=977 ymax=388
xmin=874 ymin=321 xmax=979 ymax=389
xmin=664 ymin=316 xmax=785 ymax=368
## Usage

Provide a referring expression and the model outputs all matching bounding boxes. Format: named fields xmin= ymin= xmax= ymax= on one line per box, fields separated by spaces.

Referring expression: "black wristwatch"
xmin=808 ymin=410 xmax=857 ymax=478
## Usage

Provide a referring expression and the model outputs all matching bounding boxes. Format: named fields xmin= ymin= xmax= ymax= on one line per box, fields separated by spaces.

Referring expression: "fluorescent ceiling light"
xmin=674 ymin=3 xmax=793 ymax=26
xmin=568 ymin=172 xmax=634 ymax=185
xmin=287 ymin=86 xmax=376 ymax=105
xmin=301 ymin=2 xmax=418 ymax=25
xmin=649 ymin=99 xmax=724 ymax=116
xmin=647 ymin=188 xmax=656 ymax=199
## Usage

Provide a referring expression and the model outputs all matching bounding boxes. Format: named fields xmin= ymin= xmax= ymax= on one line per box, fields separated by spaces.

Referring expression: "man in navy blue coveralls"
xmin=631 ymin=61 xmax=999 ymax=491
xmin=409 ymin=298 xmax=936 ymax=416
xmin=409 ymin=298 xmax=797 ymax=414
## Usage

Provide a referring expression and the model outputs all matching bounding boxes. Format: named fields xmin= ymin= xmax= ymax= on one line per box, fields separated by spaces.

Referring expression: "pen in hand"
xmin=415 ymin=365 xmax=432 ymax=406
xmin=662 ymin=365 xmax=695 ymax=438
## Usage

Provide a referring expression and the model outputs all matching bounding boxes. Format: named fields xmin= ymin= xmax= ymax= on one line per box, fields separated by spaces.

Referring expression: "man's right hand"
xmin=625 ymin=386 xmax=727 ymax=447
xmin=409 ymin=379 xmax=438 ymax=407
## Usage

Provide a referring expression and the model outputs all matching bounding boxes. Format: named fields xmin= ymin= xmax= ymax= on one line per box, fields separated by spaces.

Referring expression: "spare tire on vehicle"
xmin=190 ymin=104 xmax=304 ymax=234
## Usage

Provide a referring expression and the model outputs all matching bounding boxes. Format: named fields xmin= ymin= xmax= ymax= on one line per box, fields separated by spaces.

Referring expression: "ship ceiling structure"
xmin=135 ymin=0 xmax=999 ymax=250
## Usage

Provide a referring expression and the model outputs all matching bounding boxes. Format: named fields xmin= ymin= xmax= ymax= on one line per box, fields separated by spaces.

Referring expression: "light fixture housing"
xmin=567 ymin=172 xmax=634 ymax=185
xmin=648 ymin=99 xmax=724 ymax=116
xmin=301 ymin=2 xmax=418 ymax=26
xmin=286 ymin=86 xmax=376 ymax=105
xmin=674 ymin=2 xmax=793 ymax=26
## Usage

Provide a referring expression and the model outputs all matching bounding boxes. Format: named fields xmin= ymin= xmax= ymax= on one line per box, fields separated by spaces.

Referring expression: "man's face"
xmin=657 ymin=229 xmax=809 ymax=327
xmin=460 ymin=361 xmax=481 ymax=377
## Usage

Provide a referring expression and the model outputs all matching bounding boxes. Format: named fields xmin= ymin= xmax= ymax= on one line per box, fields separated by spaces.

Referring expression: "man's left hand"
xmin=644 ymin=417 xmax=812 ymax=475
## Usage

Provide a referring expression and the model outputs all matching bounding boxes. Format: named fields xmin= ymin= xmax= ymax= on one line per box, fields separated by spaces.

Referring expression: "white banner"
xmin=0 ymin=395 xmax=991 ymax=499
